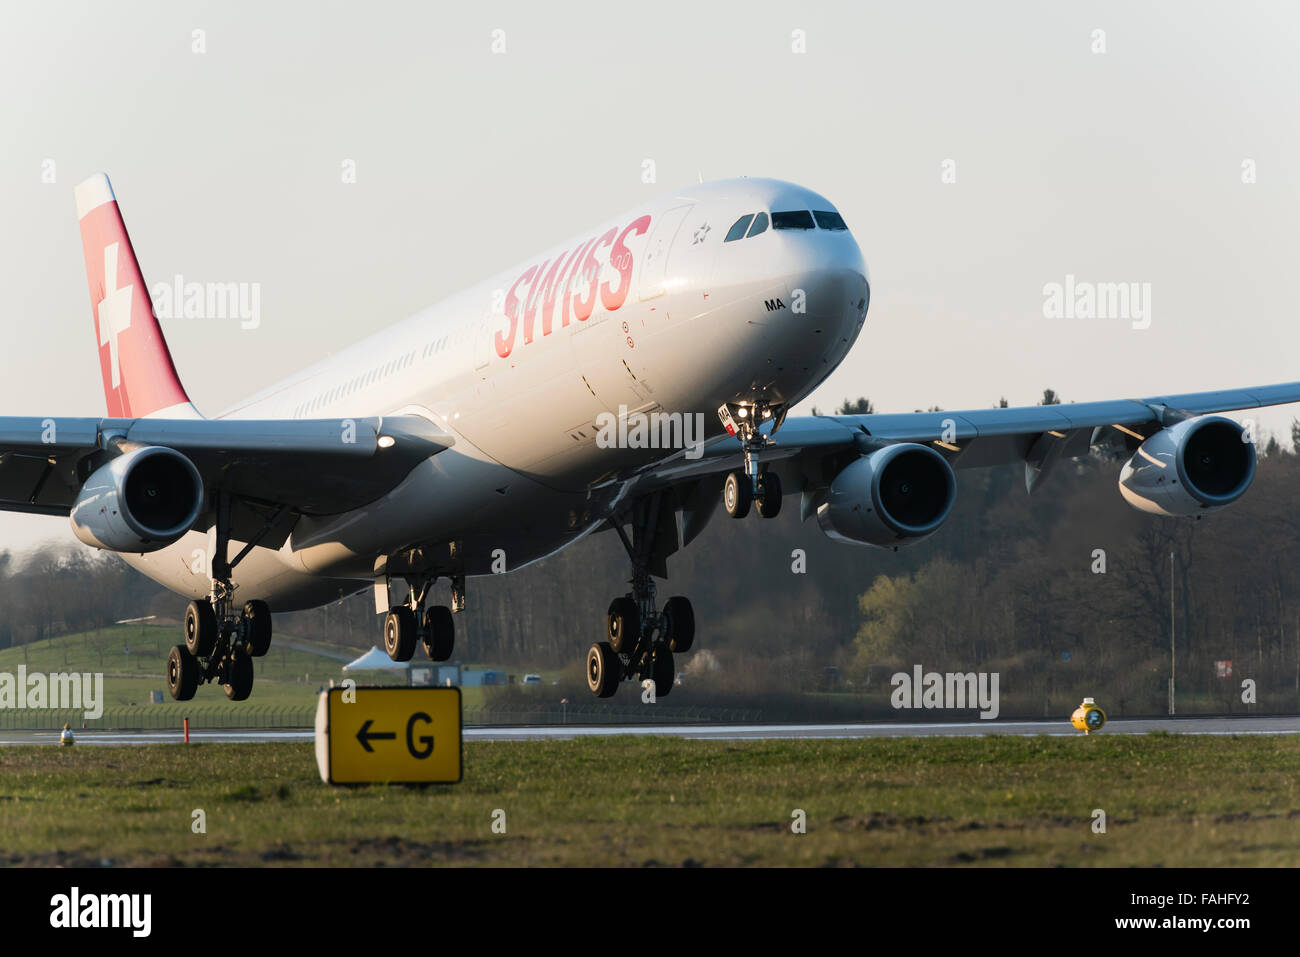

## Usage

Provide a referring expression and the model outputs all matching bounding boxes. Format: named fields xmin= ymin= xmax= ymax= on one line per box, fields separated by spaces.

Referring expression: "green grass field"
xmin=0 ymin=626 xmax=506 ymax=727
xmin=1 ymin=734 xmax=1296 ymax=866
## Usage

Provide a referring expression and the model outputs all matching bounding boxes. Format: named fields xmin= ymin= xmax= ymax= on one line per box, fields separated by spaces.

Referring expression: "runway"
xmin=0 ymin=715 xmax=1295 ymax=746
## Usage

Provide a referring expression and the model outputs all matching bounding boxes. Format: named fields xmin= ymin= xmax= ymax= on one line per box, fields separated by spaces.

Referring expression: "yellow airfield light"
xmin=1070 ymin=697 xmax=1107 ymax=734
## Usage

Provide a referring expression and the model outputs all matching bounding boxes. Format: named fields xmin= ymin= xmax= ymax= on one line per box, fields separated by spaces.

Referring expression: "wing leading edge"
xmin=0 ymin=414 xmax=453 ymax=520
xmin=612 ymin=380 xmax=1300 ymax=499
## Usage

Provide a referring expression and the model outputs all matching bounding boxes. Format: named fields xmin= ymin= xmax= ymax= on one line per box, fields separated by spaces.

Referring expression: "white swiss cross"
xmin=97 ymin=243 xmax=133 ymax=390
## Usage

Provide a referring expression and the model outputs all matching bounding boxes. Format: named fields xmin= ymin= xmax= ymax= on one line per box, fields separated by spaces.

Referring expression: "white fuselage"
xmin=123 ymin=178 xmax=870 ymax=609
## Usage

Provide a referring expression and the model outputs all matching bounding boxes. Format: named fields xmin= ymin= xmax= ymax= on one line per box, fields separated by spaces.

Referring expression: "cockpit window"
xmin=745 ymin=212 xmax=769 ymax=238
xmin=725 ymin=214 xmax=755 ymax=242
xmin=771 ymin=210 xmax=815 ymax=230
xmin=813 ymin=210 xmax=847 ymax=230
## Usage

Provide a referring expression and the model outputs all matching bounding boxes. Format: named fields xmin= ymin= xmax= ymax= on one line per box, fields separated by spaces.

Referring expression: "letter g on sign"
xmin=406 ymin=711 xmax=434 ymax=759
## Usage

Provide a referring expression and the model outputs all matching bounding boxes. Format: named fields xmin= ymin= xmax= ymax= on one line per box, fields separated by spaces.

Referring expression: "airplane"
xmin=0 ymin=171 xmax=1293 ymax=702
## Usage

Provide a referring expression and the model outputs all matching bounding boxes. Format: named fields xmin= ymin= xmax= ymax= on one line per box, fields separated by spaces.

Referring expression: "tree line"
xmin=3 ymin=392 xmax=1299 ymax=714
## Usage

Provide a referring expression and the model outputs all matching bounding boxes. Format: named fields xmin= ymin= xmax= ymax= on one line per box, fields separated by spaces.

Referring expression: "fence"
xmin=462 ymin=704 xmax=764 ymax=726
xmin=0 ymin=701 xmax=762 ymax=731
xmin=0 ymin=706 xmax=315 ymax=731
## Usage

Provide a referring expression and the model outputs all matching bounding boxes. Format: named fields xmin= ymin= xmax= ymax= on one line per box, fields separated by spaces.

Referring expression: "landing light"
xmin=377 ymin=436 xmax=396 ymax=449
xmin=737 ymin=407 xmax=748 ymax=419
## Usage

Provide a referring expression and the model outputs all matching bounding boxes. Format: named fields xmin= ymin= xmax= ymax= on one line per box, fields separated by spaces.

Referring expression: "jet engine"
xmin=817 ymin=443 xmax=956 ymax=547
xmin=70 ymin=446 xmax=205 ymax=552
xmin=1118 ymin=415 xmax=1255 ymax=516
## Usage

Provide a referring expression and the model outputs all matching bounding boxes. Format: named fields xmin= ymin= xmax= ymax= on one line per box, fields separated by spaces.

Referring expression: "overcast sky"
xmin=2 ymin=0 xmax=1298 ymax=556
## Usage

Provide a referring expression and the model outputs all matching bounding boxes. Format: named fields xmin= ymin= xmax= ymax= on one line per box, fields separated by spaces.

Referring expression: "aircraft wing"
xmin=610 ymin=381 xmax=1300 ymax=542
xmin=0 ymin=414 xmax=453 ymax=522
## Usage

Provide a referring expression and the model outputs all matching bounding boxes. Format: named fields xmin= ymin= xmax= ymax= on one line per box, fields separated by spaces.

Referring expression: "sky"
xmin=2 ymin=0 xmax=1299 ymax=557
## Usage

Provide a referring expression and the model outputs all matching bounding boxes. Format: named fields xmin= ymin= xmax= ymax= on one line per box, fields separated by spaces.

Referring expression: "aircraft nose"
xmin=793 ymin=234 xmax=869 ymax=327
xmin=781 ymin=233 xmax=870 ymax=374
xmin=801 ymin=264 xmax=869 ymax=320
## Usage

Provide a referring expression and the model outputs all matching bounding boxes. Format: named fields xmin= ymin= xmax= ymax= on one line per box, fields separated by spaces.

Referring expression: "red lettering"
xmin=561 ymin=236 xmax=598 ymax=326
xmin=493 ymin=213 xmax=652 ymax=356
xmin=537 ymin=246 xmax=584 ymax=339
xmin=572 ymin=228 xmax=617 ymax=322
xmin=521 ymin=257 xmax=558 ymax=345
xmin=496 ymin=266 xmax=536 ymax=358
xmin=522 ymin=256 xmax=559 ymax=345
xmin=601 ymin=214 xmax=651 ymax=312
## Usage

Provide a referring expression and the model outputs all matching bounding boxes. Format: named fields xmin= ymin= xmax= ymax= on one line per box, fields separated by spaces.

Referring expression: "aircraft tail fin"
xmin=75 ymin=173 xmax=199 ymax=419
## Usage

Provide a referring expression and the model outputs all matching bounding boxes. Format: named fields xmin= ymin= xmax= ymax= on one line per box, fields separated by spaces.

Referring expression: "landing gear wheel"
xmin=422 ymin=605 xmax=455 ymax=662
xmin=650 ymin=641 xmax=675 ymax=697
xmin=166 ymin=645 xmax=198 ymax=701
xmin=243 ymin=600 xmax=272 ymax=656
xmin=724 ymin=470 xmax=752 ymax=519
xmin=756 ymin=472 xmax=782 ymax=519
xmin=184 ymin=600 xmax=217 ymax=657
xmin=587 ymin=641 xmax=621 ymax=698
xmin=606 ymin=596 xmax=641 ymax=654
xmin=223 ymin=651 xmax=254 ymax=701
xmin=662 ymin=596 xmax=695 ymax=653
xmin=384 ymin=607 xmax=417 ymax=662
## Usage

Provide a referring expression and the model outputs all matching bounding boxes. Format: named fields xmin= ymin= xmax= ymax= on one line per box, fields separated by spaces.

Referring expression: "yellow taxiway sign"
xmin=315 ymin=686 xmax=462 ymax=784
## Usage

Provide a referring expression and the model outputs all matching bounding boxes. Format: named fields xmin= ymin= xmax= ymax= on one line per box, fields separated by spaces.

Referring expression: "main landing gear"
xmin=718 ymin=400 xmax=785 ymax=519
xmin=381 ymin=575 xmax=458 ymax=664
xmin=166 ymin=497 xmax=285 ymax=702
xmin=586 ymin=494 xmax=696 ymax=699
xmin=166 ymin=596 xmax=270 ymax=702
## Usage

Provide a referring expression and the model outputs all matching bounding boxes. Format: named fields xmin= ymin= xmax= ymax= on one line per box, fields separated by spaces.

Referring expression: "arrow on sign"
xmin=356 ymin=719 xmax=396 ymax=752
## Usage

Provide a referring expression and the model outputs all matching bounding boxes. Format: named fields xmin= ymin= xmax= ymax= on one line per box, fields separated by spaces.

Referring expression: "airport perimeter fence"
xmin=0 ymin=702 xmax=763 ymax=732
xmin=461 ymin=704 xmax=765 ymax=725
xmin=0 ymin=706 xmax=317 ymax=732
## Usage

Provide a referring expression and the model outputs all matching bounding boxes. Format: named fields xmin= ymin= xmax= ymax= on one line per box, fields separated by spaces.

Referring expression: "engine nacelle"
xmin=1118 ymin=415 xmax=1255 ymax=517
xmin=817 ymin=443 xmax=957 ymax=547
xmin=70 ymin=446 xmax=204 ymax=552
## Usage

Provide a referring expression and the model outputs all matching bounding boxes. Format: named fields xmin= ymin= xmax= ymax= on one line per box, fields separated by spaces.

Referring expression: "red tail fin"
xmin=75 ymin=173 xmax=197 ymax=419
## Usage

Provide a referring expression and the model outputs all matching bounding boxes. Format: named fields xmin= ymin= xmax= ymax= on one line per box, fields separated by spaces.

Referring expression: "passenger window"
xmin=813 ymin=210 xmax=847 ymax=230
xmin=725 ymin=214 xmax=755 ymax=242
xmin=746 ymin=213 xmax=769 ymax=238
xmin=771 ymin=210 xmax=815 ymax=230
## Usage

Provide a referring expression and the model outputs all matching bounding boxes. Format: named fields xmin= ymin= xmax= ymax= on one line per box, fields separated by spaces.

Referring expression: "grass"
xmin=0 ymin=626 xmax=500 ymax=726
xmin=0 ymin=734 xmax=1296 ymax=866
xmin=0 ymin=624 xmax=352 ymax=698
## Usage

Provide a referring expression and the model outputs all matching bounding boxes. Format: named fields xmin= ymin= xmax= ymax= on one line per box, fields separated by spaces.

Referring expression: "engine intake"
xmin=70 ymin=446 xmax=205 ymax=552
xmin=817 ymin=443 xmax=956 ymax=547
xmin=1118 ymin=415 xmax=1255 ymax=516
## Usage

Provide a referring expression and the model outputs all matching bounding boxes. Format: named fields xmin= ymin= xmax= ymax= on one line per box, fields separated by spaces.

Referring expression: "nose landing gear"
xmin=718 ymin=401 xmax=785 ymax=519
